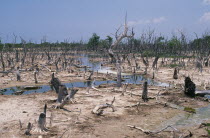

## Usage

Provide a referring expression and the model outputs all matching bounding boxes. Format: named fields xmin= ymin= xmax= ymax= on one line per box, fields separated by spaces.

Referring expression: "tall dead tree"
xmin=108 ymin=15 xmax=134 ymax=87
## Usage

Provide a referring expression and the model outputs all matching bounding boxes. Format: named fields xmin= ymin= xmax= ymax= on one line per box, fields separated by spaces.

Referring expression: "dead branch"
xmin=92 ymin=97 xmax=115 ymax=115
xmin=127 ymin=125 xmax=179 ymax=135
xmin=53 ymin=89 xmax=79 ymax=109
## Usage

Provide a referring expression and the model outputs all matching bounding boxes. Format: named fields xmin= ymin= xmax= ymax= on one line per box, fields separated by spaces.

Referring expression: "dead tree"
xmin=107 ymin=15 xmax=134 ymax=87
xmin=141 ymin=56 xmax=149 ymax=74
xmin=37 ymin=104 xmax=47 ymax=132
xmin=196 ymin=59 xmax=203 ymax=73
xmin=16 ymin=66 xmax=21 ymax=81
xmin=54 ymin=88 xmax=79 ymax=109
xmin=184 ymin=77 xmax=196 ymax=97
xmin=34 ymin=65 xmax=39 ymax=83
xmin=20 ymin=37 xmax=27 ymax=68
xmin=173 ymin=68 xmax=178 ymax=79
xmin=142 ymin=81 xmax=148 ymax=102
xmin=54 ymin=57 xmax=61 ymax=72
xmin=57 ymin=85 xmax=68 ymax=103
xmin=87 ymin=71 xmax=93 ymax=80
xmin=0 ymin=44 xmax=6 ymax=71
xmin=152 ymin=56 xmax=159 ymax=70
xmin=50 ymin=73 xmax=62 ymax=94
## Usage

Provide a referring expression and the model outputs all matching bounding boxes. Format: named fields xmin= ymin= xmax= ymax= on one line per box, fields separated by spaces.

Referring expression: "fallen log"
xmin=127 ymin=125 xmax=179 ymax=135
xmin=196 ymin=90 xmax=210 ymax=96
xmin=92 ymin=97 xmax=115 ymax=115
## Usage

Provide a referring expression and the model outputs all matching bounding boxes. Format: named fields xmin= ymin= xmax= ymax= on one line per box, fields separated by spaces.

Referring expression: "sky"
xmin=0 ymin=0 xmax=210 ymax=43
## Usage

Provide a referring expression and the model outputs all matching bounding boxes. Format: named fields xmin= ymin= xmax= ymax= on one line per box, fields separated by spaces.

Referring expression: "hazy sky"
xmin=0 ymin=0 xmax=210 ymax=43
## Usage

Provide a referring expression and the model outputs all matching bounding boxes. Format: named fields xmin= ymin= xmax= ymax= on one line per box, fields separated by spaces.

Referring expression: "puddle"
xmin=155 ymin=104 xmax=210 ymax=130
xmin=1 ymin=53 xmax=170 ymax=95
xmin=1 ymin=74 xmax=169 ymax=95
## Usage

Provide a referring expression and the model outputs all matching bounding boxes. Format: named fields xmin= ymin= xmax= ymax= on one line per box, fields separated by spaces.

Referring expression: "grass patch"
xmin=184 ymin=107 xmax=196 ymax=113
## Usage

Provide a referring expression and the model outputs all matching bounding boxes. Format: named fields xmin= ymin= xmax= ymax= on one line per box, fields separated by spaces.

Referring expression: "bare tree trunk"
xmin=142 ymin=81 xmax=148 ymax=102
xmin=0 ymin=52 xmax=5 ymax=71
xmin=57 ymin=85 xmax=68 ymax=103
xmin=50 ymin=73 xmax=62 ymax=94
xmin=16 ymin=66 xmax=21 ymax=81
xmin=116 ymin=61 xmax=122 ymax=87
xmin=107 ymin=15 xmax=134 ymax=87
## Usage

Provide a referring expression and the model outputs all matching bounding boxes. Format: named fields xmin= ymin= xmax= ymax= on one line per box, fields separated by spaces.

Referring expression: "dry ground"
xmin=0 ymin=56 xmax=210 ymax=138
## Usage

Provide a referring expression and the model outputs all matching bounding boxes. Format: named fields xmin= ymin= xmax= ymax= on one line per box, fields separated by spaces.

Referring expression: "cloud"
xmin=203 ymin=0 xmax=210 ymax=5
xmin=199 ymin=12 xmax=210 ymax=22
xmin=128 ymin=17 xmax=166 ymax=26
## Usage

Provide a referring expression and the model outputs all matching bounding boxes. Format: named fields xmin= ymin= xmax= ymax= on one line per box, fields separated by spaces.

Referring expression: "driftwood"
xmin=40 ymin=64 xmax=52 ymax=72
xmin=92 ymin=97 xmax=115 ymax=115
xmin=127 ymin=125 xmax=179 ymax=136
xmin=196 ymin=90 xmax=210 ymax=96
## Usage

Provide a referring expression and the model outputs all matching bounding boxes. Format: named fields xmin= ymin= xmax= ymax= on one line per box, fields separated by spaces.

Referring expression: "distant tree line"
xmin=0 ymin=32 xmax=210 ymax=58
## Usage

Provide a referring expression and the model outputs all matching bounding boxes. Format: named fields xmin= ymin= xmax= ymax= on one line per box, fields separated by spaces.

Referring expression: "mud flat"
xmin=0 ymin=54 xmax=210 ymax=137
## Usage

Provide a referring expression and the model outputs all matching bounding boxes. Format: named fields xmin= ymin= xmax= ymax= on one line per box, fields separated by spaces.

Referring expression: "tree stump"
xmin=142 ymin=81 xmax=148 ymax=102
xmin=36 ymin=104 xmax=48 ymax=132
xmin=50 ymin=73 xmax=62 ymax=94
xmin=16 ymin=66 xmax=21 ymax=81
xmin=57 ymin=85 xmax=68 ymax=103
xmin=173 ymin=68 xmax=178 ymax=79
xmin=184 ymin=77 xmax=196 ymax=97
